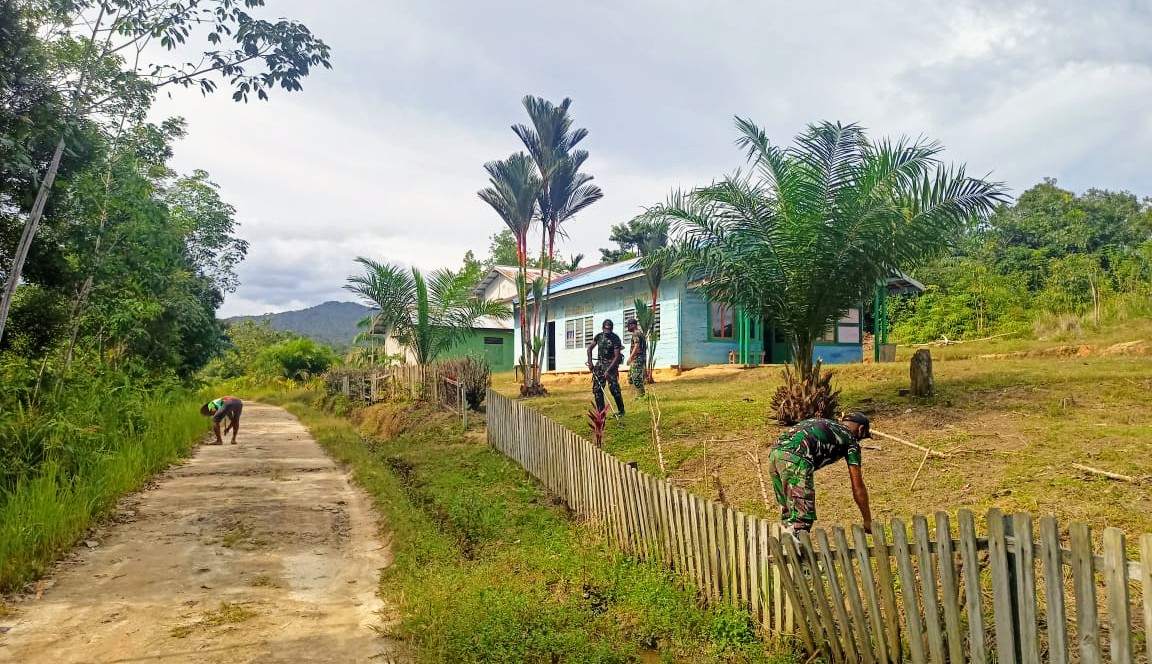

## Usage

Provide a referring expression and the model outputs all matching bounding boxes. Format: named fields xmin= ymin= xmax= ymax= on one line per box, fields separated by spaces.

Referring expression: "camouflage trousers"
xmin=628 ymin=358 xmax=646 ymax=394
xmin=768 ymin=447 xmax=816 ymax=531
xmin=592 ymin=365 xmax=625 ymax=415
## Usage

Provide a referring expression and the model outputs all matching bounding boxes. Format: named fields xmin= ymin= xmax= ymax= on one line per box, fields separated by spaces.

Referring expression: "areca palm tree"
xmin=646 ymin=119 xmax=1006 ymax=421
xmin=344 ymin=259 xmax=509 ymax=393
xmin=478 ymin=152 xmax=541 ymax=390
xmin=512 ymin=96 xmax=603 ymax=393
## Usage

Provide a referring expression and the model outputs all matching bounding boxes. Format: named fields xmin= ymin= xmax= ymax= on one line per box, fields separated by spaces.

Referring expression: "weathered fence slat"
xmin=766 ymin=533 xmax=817 ymax=653
xmin=726 ymin=507 xmax=739 ymax=604
xmin=1070 ymin=521 xmax=1101 ymax=664
xmin=1102 ymin=527 xmax=1132 ymax=664
xmin=912 ymin=515 xmax=946 ymax=664
xmin=958 ymin=509 xmax=988 ymax=664
xmin=1039 ymin=516 xmax=1069 ymax=664
xmin=833 ymin=526 xmax=874 ymax=664
xmin=1012 ymin=513 xmax=1040 ymax=664
xmin=1141 ymin=533 xmax=1152 ymax=664
xmin=738 ymin=512 xmax=751 ymax=608
xmin=799 ymin=530 xmax=845 ymax=664
xmin=934 ymin=512 xmax=965 ymax=664
xmin=892 ymin=519 xmax=928 ymax=664
xmin=870 ymin=522 xmax=903 ymax=664
xmin=817 ymin=528 xmax=859 ymax=662
xmin=851 ymin=525 xmax=889 ymax=664
xmin=987 ymin=509 xmax=1019 ymax=664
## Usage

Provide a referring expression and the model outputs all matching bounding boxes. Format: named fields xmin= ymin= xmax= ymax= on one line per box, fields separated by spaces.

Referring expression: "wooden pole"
xmin=871 ymin=428 xmax=947 ymax=459
xmin=1071 ymin=463 xmax=1141 ymax=483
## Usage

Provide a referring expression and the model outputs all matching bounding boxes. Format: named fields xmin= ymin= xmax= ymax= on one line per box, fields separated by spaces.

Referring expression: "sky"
xmin=148 ymin=0 xmax=1152 ymax=317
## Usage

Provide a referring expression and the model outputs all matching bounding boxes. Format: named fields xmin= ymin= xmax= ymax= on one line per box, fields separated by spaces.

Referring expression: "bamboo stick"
xmin=870 ymin=428 xmax=947 ymax=459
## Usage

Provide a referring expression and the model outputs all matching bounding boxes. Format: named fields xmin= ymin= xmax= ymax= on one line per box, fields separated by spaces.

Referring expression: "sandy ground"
xmin=0 ymin=403 xmax=400 ymax=663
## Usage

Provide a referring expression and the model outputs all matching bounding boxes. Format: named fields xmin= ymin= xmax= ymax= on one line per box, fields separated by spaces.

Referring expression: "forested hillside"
xmin=891 ymin=179 xmax=1152 ymax=343
xmin=225 ymin=301 xmax=374 ymax=350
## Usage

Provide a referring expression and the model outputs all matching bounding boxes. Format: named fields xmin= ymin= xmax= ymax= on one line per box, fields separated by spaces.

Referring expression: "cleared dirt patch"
xmin=0 ymin=403 xmax=400 ymax=663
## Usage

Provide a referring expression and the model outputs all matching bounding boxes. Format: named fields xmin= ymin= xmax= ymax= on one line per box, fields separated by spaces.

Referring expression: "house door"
xmin=546 ymin=322 xmax=557 ymax=371
xmin=482 ymin=335 xmax=505 ymax=370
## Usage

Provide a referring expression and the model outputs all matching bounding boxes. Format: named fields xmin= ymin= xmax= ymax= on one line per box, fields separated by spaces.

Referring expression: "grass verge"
xmin=0 ymin=388 xmax=211 ymax=593
xmin=266 ymin=387 xmax=799 ymax=664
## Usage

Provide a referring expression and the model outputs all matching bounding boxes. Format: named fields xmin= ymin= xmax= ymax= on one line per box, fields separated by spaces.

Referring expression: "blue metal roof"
xmin=516 ymin=259 xmax=645 ymax=303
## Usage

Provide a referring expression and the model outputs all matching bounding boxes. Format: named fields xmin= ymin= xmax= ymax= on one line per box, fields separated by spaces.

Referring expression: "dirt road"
xmin=0 ymin=403 xmax=398 ymax=663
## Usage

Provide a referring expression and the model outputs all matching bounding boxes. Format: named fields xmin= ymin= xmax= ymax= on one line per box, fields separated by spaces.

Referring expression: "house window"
xmin=483 ymin=337 xmax=504 ymax=345
xmin=819 ymin=326 xmax=836 ymax=343
xmin=838 ymin=326 xmax=861 ymax=344
xmin=709 ymin=302 xmax=734 ymax=339
xmin=565 ymin=316 xmax=594 ymax=350
xmin=566 ymin=303 xmax=592 ymax=317
xmin=622 ymin=304 xmax=661 ymax=333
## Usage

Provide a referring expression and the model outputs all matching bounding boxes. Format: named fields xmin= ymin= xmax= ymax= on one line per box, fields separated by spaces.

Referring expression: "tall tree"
xmin=484 ymin=229 xmax=537 ymax=269
xmin=0 ymin=0 xmax=331 ymax=344
xmin=647 ymin=119 xmax=1005 ymax=421
xmin=478 ymin=153 xmax=541 ymax=392
xmin=507 ymin=96 xmax=603 ymax=395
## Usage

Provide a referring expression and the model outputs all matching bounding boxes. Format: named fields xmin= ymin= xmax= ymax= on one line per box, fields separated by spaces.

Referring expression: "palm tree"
xmin=632 ymin=218 xmax=670 ymax=383
xmin=477 ymin=152 xmax=541 ymax=393
xmin=344 ymin=259 xmax=510 ymax=394
xmin=512 ymin=96 xmax=603 ymax=393
xmin=646 ymin=119 xmax=1006 ymax=421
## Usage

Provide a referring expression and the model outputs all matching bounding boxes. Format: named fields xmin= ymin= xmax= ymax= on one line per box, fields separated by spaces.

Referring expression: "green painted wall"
xmin=441 ymin=329 xmax=514 ymax=372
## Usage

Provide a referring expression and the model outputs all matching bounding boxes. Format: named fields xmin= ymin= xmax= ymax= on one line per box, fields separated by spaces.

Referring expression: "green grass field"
xmin=494 ymin=320 xmax=1152 ymax=541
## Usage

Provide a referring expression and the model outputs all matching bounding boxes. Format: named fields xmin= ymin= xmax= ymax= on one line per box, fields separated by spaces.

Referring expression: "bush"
xmin=253 ymin=337 xmax=339 ymax=380
xmin=435 ymin=356 xmax=491 ymax=411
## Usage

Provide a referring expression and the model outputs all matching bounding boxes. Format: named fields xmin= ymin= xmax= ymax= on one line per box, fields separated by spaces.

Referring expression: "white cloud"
xmin=146 ymin=0 xmax=1152 ymax=315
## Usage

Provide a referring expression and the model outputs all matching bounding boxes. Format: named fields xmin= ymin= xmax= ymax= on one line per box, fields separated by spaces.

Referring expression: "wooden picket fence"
xmin=486 ymin=390 xmax=1151 ymax=664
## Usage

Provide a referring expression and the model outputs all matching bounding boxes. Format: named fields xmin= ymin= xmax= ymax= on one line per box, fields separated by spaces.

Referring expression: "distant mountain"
xmin=224 ymin=301 xmax=376 ymax=350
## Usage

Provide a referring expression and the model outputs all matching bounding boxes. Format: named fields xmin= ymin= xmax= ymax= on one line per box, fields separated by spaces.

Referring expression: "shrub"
xmin=435 ymin=356 xmax=491 ymax=411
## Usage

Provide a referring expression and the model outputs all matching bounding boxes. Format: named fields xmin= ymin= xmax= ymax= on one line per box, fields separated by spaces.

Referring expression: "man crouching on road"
xmin=201 ymin=396 xmax=243 ymax=445
xmin=768 ymin=413 xmax=873 ymax=541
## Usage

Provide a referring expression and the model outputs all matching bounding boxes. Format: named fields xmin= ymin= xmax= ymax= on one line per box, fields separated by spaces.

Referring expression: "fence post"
xmin=1004 ymin=516 xmax=1024 ymax=664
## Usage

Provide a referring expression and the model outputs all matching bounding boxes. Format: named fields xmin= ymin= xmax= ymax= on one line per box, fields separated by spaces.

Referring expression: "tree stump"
xmin=910 ymin=349 xmax=934 ymax=397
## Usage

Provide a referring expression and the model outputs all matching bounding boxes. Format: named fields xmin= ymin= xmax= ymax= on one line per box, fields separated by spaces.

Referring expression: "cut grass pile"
xmin=495 ymin=321 xmax=1152 ymax=542
xmin=269 ymin=388 xmax=800 ymax=664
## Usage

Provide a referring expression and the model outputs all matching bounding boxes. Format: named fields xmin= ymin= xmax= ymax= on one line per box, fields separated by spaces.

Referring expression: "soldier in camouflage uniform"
xmin=586 ymin=319 xmax=626 ymax=416
xmin=625 ymin=318 xmax=647 ymax=398
xmin=768 ymin=413 xmax=873 ymax=536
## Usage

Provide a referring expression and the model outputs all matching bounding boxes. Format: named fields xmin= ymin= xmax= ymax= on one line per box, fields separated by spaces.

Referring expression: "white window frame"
xmin=564 ymin=315 xmax=595 ymax=350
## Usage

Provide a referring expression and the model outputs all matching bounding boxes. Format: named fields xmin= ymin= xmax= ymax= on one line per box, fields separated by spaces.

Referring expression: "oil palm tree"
xmin=477 ymin=152 xmax=541 ymax=394
xmin=646 ymin=119 xmax=1006 ymax=421
xmin=344 ymin=259 xmax=510 ymax=395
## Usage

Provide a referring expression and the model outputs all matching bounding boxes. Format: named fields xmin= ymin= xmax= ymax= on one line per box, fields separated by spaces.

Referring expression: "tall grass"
xmin=0 ymin=374 xmax=209 ymax=591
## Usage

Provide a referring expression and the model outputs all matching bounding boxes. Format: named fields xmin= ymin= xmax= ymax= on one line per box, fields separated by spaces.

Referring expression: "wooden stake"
xmin=1071 ymin=463 xmax=1143 ymax=484
xmin=871 ymin=428 xmax=947 ymax=458
xmin=746 ymin=450 xmax=772 ymax=511
xmin=910 ymin=447 xmax=931 ymax=490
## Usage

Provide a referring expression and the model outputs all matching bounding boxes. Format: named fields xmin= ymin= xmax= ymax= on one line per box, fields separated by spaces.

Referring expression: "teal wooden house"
xmin=512 ymin=260 xmax=919 ymax=372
